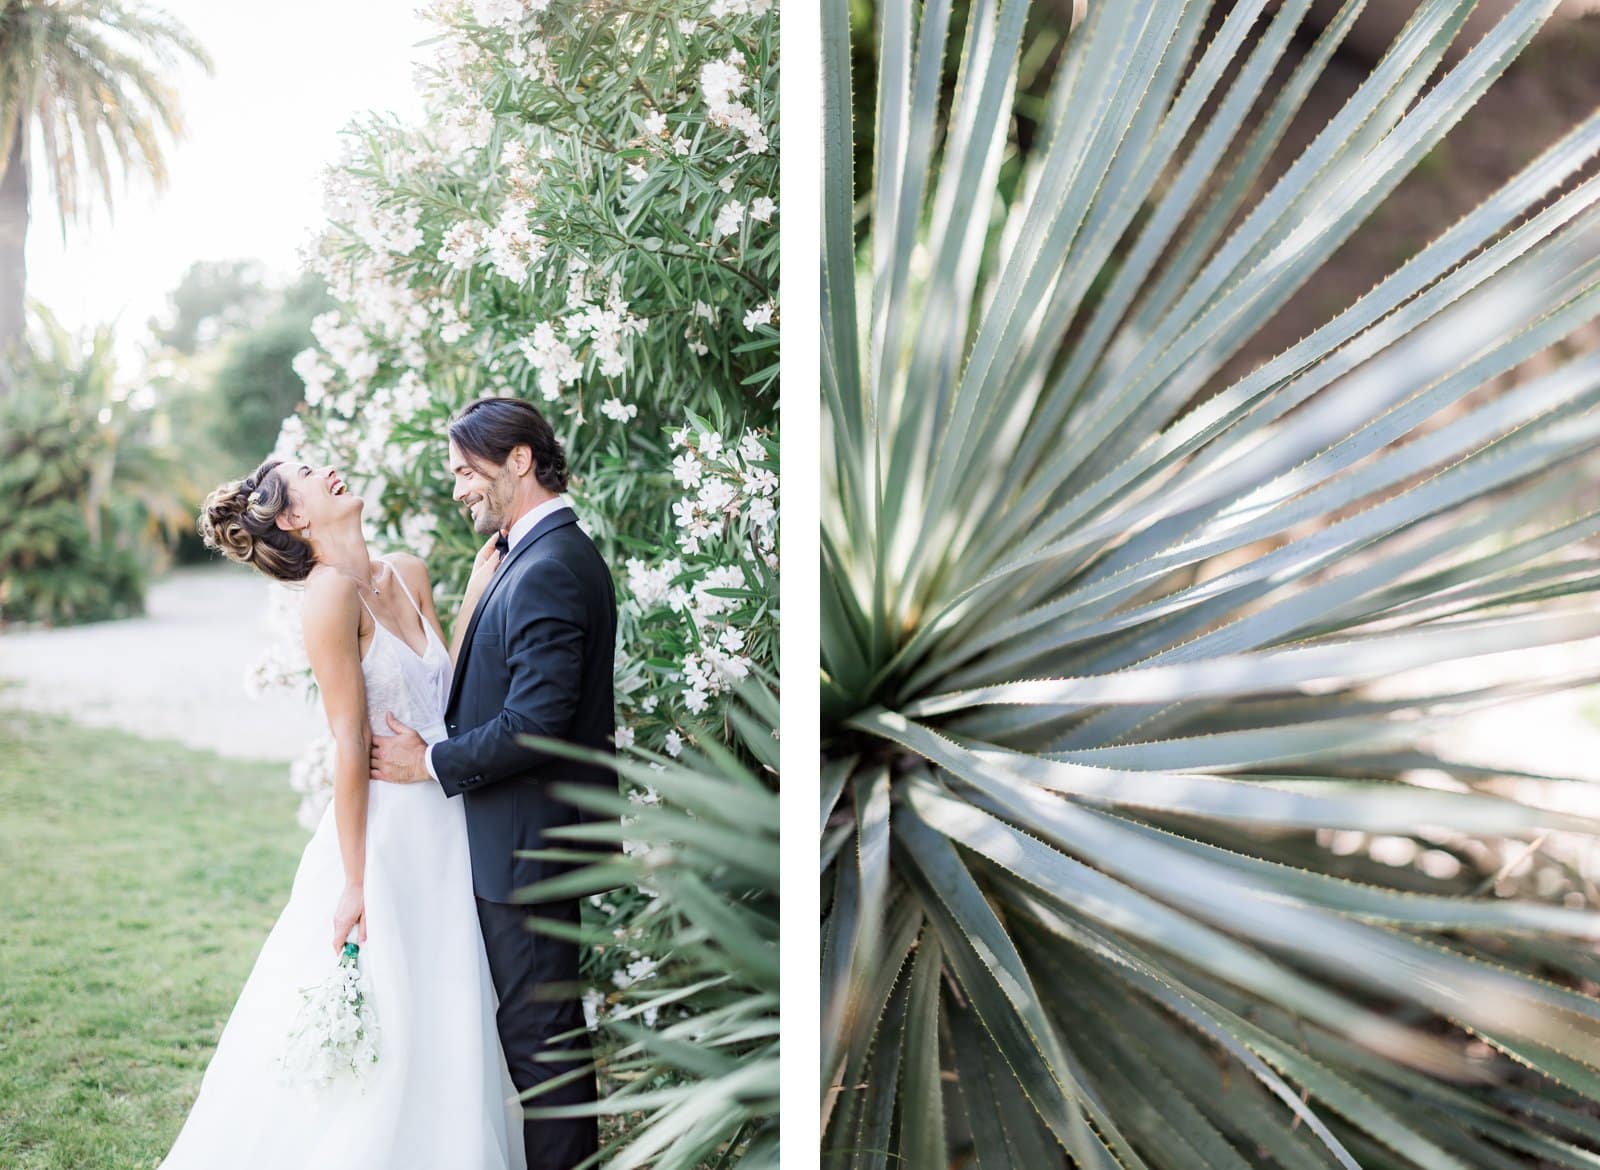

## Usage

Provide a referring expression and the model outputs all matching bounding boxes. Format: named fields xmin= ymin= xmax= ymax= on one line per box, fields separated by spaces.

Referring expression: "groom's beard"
xmin=472 ymin=503 xmax=502 ymax=536
xmin=472 ymin=469 xmax=518 ymax=535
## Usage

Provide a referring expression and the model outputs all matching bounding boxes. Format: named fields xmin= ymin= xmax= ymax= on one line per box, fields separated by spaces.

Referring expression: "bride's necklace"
xmin=332 ymin=559 xmax=386 ymax=596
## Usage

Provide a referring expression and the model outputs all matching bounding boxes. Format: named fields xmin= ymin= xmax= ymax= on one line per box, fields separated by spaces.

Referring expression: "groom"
xmin=371 ymin=395 xmax=616 ymax=1167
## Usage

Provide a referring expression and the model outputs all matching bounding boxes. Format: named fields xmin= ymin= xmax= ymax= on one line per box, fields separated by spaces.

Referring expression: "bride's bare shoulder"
xmin=382 ymin=549 xmax=432 ymax=591
xmin=302 ymin=563 xmax=360 ymax=601
xmin=299 ymin=566 xmax=361 ymax=642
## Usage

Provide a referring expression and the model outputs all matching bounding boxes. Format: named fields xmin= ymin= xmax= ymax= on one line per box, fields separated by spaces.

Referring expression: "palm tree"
xmin=0 ymin=0 xmax=211 ymax=366
xmin=823 ymin=0 xmax=1600 ymax=1165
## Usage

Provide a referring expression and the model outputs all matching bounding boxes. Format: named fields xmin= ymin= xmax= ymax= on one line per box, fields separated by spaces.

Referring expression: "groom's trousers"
xmin=476 ymin=896 xmax=599 ymax=1168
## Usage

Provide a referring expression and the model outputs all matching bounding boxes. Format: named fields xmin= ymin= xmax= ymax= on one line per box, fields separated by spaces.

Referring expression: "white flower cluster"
xmin=292 ymin=139 xmax=503 ymax=489
xmin=743 ymin=300 xmax=775 ymax=331
xmin=712 ymin=196 xmax=776 ymax=271
xmin=437 ymin=102 xmax=497 ymax=154
xmin=516 ymin=298 xmax=646 ymax=398
xmin=583 ymin=983 xmax=660 ymax=1029
xmin=714 ymin=200 xmax=744 ymax=240
xmin=582 ymin=985 xmax=607 ymax=1029
xmin=520 ymin=322 xmax=582 ymax=398
xmin=589 ymin=921 xmax=661 ymax=1024
xmin=611 ymin=953 xmax=658 ymax=989
xmin=312 ymin=311 xmax=379 ymax=387
xmin=279 ymin=942 xmax=381 ymax=1088
xmin=513 ymin=36 xmax=558 ymax=86
xmin=573 ymin=300 xmax=646 ymax=377
xmin=699 ymin=53 xmax=768 ymax=156
xmin=247 ymin=584 xmax=311 ymax=698
xmin=470 ymin=0 xmax=549 ymax=28
xmin=435 ymin=23 xmax=485 ymax=90
xmin=272 ymin=413 xmax=308 ymax=462
xmin=288 ymin=735 xmax=337 ymax=831
xmin=311 ymin=240 xmax=446 ymax=374
xmin=620 ymin=423 xmax=775 ymax=721
xmin=352 ymin=199 xmax=425 ymax=258
xmin=486 ymin=200 xmax=547 ymax=283
xmin=291 ymin=347 xmax=336 ymax=409
xmin=438 ymin=220 xmax=486 ymax=270
xmin=667 ymin=425 xmax=777 ymax=555
xmin=680 ymin=620 xmax=751 ymax=713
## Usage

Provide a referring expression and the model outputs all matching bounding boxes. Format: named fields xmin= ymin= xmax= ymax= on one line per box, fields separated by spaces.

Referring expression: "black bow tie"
xmin=494 ymin=533 xmax=511 ymax=559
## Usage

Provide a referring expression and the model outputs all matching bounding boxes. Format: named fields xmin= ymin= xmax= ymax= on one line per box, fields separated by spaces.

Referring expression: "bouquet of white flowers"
xmin=279 ymin=937 xmax=380 ymax=1088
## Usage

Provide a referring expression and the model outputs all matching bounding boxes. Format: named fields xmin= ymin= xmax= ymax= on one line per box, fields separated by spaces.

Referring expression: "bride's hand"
xmin=333 ymin=884 xmax=366 ymax=953
xmin=469 ymin=533 xmax=504 ymax=582
xmin=460 ymin=534 xmax=503 ymax=612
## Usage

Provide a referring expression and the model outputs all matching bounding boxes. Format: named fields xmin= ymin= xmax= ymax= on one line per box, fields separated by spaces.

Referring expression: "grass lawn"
xmin=0 ymin=708 xmax=306 ymax=1170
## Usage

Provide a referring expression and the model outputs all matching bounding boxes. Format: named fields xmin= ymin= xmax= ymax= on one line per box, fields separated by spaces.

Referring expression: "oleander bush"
xmin=250 ymin=1 xmax=779 ymax=1164
xmin=260 ymin=0 xmax=778 ymax=777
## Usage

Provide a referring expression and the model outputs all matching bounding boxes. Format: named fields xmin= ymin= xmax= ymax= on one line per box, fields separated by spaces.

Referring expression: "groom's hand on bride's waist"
xmin=370 ymin=712 xmax=431 ymax=784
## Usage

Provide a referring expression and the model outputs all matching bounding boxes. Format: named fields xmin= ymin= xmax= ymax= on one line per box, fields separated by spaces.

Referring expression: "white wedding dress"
xmin=161 ymin=562 xmax=526 ymax=1170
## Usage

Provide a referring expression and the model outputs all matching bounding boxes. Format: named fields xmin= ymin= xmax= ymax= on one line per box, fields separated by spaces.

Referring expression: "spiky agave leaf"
xmin=823 ymin=0 xmax=1600 ymax=1165
xmin=516 ymin=681 xmax=779 ymax=1170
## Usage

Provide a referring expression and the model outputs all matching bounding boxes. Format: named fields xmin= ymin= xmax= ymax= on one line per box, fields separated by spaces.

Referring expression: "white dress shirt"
xmin=423 ymin=495 xmax=573 ymax=781
xmin=502 ymin=494 xmax=573 ymax=555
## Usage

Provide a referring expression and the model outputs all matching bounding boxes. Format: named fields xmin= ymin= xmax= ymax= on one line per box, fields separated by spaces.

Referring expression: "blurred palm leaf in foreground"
xmin=823 ymin=0 xmax=1600 ymax=1165
xmin=519 ymin=682 xmax=779 ymax=1170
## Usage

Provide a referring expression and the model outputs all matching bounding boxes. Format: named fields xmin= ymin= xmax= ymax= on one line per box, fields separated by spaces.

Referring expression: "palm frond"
xmin=0 ymin=0 xmax=212 ymax=226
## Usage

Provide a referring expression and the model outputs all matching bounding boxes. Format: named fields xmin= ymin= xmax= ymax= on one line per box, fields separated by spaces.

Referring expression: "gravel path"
xmin=0 ymin=566 xmax=324 ymax=763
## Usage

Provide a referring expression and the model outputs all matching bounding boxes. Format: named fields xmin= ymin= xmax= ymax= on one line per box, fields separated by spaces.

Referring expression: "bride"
xmin=168 ymin=457 xmax=525 ymax=1169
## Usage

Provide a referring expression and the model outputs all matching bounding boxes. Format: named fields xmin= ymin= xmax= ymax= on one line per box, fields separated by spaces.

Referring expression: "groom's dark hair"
xmin=449 ymin=397 xmax=570 ymax=492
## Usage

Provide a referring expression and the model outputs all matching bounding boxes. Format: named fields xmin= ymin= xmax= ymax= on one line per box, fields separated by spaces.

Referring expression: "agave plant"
xmin=823 ymin=0 xmax=1600 ymax=1166
xmin=517 ymin=681 xmax=779 ymax=1170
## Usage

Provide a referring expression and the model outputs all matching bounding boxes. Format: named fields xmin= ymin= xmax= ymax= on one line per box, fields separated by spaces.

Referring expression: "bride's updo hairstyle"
xmin=199 ymin=458 xmax=317 ymax=583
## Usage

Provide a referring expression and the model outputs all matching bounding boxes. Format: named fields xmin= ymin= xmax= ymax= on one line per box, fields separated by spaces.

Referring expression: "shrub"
xmin=0 ymin=309 xmax=188 ymax=625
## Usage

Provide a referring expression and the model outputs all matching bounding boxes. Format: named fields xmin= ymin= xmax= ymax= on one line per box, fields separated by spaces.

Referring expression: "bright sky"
xmin=24 ymin=0 xmax=434 ymax=350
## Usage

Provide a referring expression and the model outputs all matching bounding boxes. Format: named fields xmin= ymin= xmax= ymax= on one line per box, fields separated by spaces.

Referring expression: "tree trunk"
xmin=0 ymin=119 xmax=30 ymax=387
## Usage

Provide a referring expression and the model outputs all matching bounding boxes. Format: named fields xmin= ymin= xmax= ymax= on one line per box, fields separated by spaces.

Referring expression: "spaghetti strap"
xmin=379 ymin=556 xmax=428 ymax=623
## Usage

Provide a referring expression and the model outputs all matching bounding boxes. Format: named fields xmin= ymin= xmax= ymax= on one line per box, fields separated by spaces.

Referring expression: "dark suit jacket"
xmin=431 ymin=506 xmax=618 ymax=903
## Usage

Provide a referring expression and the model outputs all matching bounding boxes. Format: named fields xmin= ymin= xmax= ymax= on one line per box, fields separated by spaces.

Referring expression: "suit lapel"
xmin=447 ymin=508 xmax=579 ymax=704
